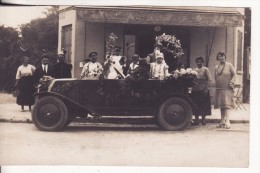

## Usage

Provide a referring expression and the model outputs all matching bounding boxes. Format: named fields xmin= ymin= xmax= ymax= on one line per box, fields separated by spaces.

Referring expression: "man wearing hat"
xmin=52 ymin=52 xmax=72 ymax=78
xmin=150 ymin=53 xmax=169 ymax=80
xmin=80 ymin=52 xmax=103 ymax=79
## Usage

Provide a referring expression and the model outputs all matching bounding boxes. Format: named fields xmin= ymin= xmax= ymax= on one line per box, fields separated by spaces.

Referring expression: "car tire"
xmin=158 ymin=97 xmax=192 ymax=131
xmin=32 ymin=96 xmax=68 ymax=131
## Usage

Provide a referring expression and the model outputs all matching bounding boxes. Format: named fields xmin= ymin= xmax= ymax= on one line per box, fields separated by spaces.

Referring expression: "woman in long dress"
xmin=15 ymin=56 xmax=36 ymax=112
xmin=191 ymin=57 xmax=212 ymax=125
xmin=214 ymin=52 xmax=236 ymax=129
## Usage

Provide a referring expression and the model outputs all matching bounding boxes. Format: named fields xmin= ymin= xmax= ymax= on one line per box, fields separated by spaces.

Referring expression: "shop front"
xmin=58 ymin=6 xmax=244 ymax=102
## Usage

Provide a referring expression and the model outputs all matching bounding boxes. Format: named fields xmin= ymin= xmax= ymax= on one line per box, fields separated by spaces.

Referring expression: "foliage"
xmin=36 ymin=76 xmax=55 ymax=92
xmin=0 ymin=26 xmax=20 ymax=58
xmin=0 ymin=6 xmax=59 ymax=93
xmin=155 ymin=33 xmax=184 ymax=58
xmin=19 ymin=6 xmax=59 ymax=66
xmin=0 ymin=26 xmax=21 ymax=92
xmin=105 ymin=32 xmax=118 ymax=56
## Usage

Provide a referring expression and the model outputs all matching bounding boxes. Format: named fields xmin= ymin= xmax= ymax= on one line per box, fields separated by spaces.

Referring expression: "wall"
xmin=73 ymin=20 xmax=86 ymax=78
xmin=190 ymin=25 xmax=244 ymax=104
xmin=58 ymin=9 xmax=76 ymax=77
xmin=73 ymin=22 xmax=125 ymax=78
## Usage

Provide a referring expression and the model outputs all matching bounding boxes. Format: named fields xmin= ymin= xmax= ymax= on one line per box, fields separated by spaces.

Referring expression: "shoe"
xmin=216 ymin=123 xmax=225 ymax=128
xmin=202 ymin=121 xmax=206 ymax=125
xmin=225 ymin=124 xmax=231 ymax=129
xmin=191 ymin=120 xmax=199 ymax=126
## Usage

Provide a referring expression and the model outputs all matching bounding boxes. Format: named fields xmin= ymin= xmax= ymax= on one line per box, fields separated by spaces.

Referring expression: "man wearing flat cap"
xmin=80 ymin=51 xmax=103 ymax=79
xmin=150 ymin=53 xmax=169 ymax=80
xmin=52 ymin=52 xmax=72 ymax=78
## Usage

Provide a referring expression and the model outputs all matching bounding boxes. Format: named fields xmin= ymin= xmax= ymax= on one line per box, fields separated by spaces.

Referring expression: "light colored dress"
xmin=107 ymin=55 xmax=124 ymax=79
xmin=214 ymin=62 xmax=236 ymax=109
xmin=150 ymin=62 xmax=169 ymax=80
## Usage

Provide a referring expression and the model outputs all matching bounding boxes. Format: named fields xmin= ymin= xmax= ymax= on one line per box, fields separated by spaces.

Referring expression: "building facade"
xmin=58 ymin=6 xmax=245 ymax=103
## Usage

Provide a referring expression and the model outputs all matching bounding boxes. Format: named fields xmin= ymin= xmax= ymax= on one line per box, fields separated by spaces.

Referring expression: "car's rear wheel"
xmin=32 ymin=96 xmax=68 ymax=131
xmin=158 ymin=97 xmax=192 ymax=131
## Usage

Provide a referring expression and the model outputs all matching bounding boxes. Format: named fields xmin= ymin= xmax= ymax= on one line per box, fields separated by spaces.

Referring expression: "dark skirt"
xmin=191 ymin=90 xmax=212 ymax=116
xmin=16 ymin=76 xmax=35 ymax=106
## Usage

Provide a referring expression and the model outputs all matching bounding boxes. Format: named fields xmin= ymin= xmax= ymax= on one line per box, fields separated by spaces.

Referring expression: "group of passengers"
xmin=15 ymin=44 xmax=236 ymax=130
xmin=80 ymin=43 xmax=170 ymax=81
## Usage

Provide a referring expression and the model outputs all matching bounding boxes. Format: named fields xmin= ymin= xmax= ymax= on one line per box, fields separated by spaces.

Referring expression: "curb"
xmin=0 ymin=117 xmax=32 ymax=123
xmin=0 ymin=117 xmax=249 ymax=124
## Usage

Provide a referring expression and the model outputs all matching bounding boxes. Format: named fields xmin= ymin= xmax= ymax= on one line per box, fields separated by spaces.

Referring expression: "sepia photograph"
xmin=0 ymin=0 xmax=259 ymax=173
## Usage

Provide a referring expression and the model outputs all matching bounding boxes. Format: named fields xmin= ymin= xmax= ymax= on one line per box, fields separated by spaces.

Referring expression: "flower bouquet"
xmin=155 ymin=33 xmax=184 ymax=58
xmin=167 ymin=68 xmax=198 ymax=89
xmin=36 ymin=76 xmax=55 ymax=92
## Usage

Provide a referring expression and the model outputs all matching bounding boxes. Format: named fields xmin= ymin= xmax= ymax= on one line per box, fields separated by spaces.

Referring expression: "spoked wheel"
xmin=32 ymin=96 xmax=68 ymax=131
xmin=158 ymin=97 xmax=192 ymax=131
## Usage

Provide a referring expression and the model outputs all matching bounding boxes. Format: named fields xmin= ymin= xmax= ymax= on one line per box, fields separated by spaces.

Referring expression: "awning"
xmin=72 ymin=6 xmax=244 ymax=27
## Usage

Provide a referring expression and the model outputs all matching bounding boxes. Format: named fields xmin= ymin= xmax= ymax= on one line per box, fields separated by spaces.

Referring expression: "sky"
xmin=0 ymin=6 xmax=50 ymax=28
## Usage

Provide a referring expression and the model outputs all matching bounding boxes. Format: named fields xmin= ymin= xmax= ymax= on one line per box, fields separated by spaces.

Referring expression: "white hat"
xmin=156 ymin=53 xmax=164 ymax=59
xmin=58 ymin=51 xmax=64 ymax=55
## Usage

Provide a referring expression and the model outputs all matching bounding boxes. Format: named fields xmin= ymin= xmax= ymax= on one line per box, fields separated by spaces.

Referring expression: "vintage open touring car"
xmin=32 ymin=75 xmax=197 ymax=131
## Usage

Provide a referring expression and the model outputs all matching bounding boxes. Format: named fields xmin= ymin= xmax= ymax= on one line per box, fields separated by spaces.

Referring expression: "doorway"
xmin=123 ymin=24 xmax=190 ymax=70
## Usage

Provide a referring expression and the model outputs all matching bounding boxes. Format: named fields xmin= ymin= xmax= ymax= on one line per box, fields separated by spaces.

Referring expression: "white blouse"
xmin=16 ymin=64 xmax=36 ymax=79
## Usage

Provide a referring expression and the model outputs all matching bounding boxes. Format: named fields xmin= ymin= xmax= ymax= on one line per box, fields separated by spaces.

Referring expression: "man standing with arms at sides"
xmin=53 ymin=52 xmax=72 ymax=79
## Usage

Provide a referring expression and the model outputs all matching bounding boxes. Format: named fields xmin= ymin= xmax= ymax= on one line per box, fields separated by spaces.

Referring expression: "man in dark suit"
xmin=52 ymin=53 xmax=72 ymax=78
xmin=34 ymin=54 xmax=54 ymax=84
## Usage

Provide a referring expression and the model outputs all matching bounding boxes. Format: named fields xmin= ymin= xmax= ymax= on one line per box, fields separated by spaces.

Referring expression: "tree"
xmin=20 ymin=6 xmax=59 ymax=65
xmin=0 ymin=25 xmax=21 ymax=92
xmin=0 ymin=6 xmax=59 ymax=92
xmin=0 ymin=26 xmax=20 ymax=58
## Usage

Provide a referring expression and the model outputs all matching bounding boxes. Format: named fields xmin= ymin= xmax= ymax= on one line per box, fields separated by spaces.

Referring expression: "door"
xmin=61 ymin=25 xmax=72 ymax=63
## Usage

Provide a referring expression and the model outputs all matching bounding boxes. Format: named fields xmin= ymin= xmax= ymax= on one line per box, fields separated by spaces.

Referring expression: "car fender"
xmin=159 ymin=93 xmax=198 ymax=114
xmin=34 ymin=91 xmax=91 ymax=116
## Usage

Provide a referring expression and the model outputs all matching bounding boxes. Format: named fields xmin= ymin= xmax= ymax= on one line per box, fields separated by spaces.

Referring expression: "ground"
xmin=0 ymin=122 xmax=249 ymax=167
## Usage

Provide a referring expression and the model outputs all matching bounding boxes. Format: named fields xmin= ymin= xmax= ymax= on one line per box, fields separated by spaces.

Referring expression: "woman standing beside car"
xmin=191 ymin=57 xmax=212 ymax=125
xmin=15 ymin=56 xmax=36 ymax=112
xmin=214 ymin=52 xmax=236 ymax=129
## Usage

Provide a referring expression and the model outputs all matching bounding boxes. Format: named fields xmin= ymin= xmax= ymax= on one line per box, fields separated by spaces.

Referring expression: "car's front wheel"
xmin=158 ymin=97 xmax=192 ymax=131
xmin=32 ymin=96 xmax=68 ymax=131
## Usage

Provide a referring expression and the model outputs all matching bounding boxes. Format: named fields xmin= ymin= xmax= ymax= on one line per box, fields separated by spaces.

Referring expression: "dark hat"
xmin=139 ymin=58 xmax=148 ymax=66
xmin=154 ymin=43 xmax=163 ymax=48
xmin=195 ymin=56 xmax=204 ymax=62
xmin=41 ymin=54 xmax=49 ymax=59
xmin=114 ymin=46 xmax=121 ymax=52
xmin=89 ymin=52 xmax=98 ymax=57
